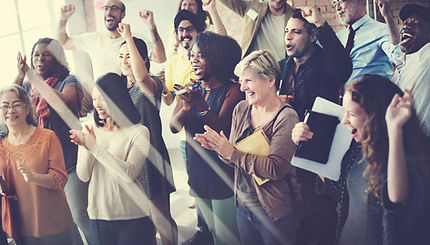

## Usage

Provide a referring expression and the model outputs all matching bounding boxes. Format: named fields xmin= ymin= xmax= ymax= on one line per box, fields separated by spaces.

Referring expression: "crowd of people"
xmin=0 ymin=0 xmax=429 ymax=245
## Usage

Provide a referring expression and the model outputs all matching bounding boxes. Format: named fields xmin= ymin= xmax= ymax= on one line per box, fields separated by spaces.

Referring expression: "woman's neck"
xmin=7 ymin=123 xmax=36 ymax=145
xmin=101 ymin=117 xmax=120 ymax=131
xmin=251 ymin=96 xmax=282 ymax=128
xmin=126 ymin=75 xmax=136 ymax=88
xmin=201 ymin=75 xmax=224 ymax=90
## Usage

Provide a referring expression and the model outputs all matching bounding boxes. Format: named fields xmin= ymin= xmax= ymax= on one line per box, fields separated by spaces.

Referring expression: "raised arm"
xmin=14 ymin=52 xmax=27 ymax=86
xmin=57 ymin=4 xmax=76 ymax=50
xmin=203 ymin=0 xmax=228 ymax=36
xmin=302 ymin=6 xmax=352 ymax=87
xmin=218 ymin=0 xmax=249 ymax=17
xmin=139 ymin=10 xmax=166 ymax=63
xmin=385 ymin=87 xmax=414 ymax=203
xmin=377 ymin=0 xmax=400 ymax=45
xmin=118 ymin=23 xmax=157 ymax=96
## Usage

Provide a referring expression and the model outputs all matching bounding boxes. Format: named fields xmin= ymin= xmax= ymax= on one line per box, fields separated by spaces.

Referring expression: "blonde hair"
xmin=234 ymin=49 xmax=281 ymax=89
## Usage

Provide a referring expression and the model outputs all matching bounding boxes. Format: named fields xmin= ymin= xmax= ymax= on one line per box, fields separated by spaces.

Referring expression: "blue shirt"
xmin=337 ymin=15 xmax=402 ymax=83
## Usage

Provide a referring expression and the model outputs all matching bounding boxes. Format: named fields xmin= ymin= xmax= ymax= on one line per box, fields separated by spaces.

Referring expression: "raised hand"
xmin=385 ymin=84 xmax=415 ymax=132
xmin=139 ymin=10 xmax=156 ymax=29
xmin=302 ymin=5 xmax=324 ymax=27
xmin=60 ymin=4 xmax=75 ymax=21
xmin=117 ymin=23 xmax=132 ymax=40
xmin=203 ymin=0 xmax=216 ymax=14
xmin=70 ymin=125 xmax=97 ymax=151
xmin=376 ymin=0 xmax=391 ymax=18
xmin=291 ymin=122 xmax=314 ymax=145
xmin=16 ymin=52 xmax=29 ymax=81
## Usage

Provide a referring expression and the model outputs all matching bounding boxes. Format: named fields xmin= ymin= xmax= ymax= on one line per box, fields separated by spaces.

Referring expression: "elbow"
xmin=388 ymin=189 xmax=409 ymax=204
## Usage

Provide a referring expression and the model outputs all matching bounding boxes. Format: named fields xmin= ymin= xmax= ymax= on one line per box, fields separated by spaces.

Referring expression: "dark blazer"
xmin=279 ymin=22 xmax=352 ymax=120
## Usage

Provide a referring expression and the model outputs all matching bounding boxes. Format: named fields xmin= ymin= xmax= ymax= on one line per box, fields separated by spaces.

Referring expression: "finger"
xmin=407 ymin=83 xmax=415 ymax=93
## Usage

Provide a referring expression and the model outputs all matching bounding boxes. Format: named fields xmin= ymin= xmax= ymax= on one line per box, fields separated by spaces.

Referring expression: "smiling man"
xmin=57 ymin=0 xmax=165 ymax=80
xmin=389 ymin=4 xmax=430 ymax=136
xmin=219 ymin=0 xmax=294 ymax=60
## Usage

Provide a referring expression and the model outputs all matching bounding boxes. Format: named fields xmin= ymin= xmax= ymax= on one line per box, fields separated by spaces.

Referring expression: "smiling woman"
xmin=0 ymin=84 xmax=74 ymax=245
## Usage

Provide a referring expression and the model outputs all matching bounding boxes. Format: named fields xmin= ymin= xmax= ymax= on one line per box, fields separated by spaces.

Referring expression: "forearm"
xmin=28 ymin=173 xmax=56 ymax=189
xmin=125 ymin=36 xmax=157 ymax=96
xmin=387 ymin=127 xmax=409 ymax=203
xmin=218 ymin=0 xmax=248 ymax=16
xmin=57 ymin=20 xmax=75 ymax=50
xmin=383 ymin=13 xmax=400 ymax=45
xmin=14 ymin=74 xmax=25 ymax=86
xmin=149 ymin=26 xmax=166 ymax=63
xmin=208 ymin=9 xmax=227 ymax=36
xmin=170 ymin=105 xmax=188 ymax=133
xmin=161 ymin=90 xmax=175 ymax=106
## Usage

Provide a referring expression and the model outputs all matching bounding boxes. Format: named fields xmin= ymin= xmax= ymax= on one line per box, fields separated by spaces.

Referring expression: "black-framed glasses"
xmin=178 ymin=26 xmax=195 ymax=33
xmin=1 ymin=103 xmax=25 ymax=111
xmin=102 ymin=5 xmax=122 ymax=12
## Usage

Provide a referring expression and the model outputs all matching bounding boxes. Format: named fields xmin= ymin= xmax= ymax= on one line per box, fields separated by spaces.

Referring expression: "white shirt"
xmin=393 ymin=43 xmax=430 ymax=135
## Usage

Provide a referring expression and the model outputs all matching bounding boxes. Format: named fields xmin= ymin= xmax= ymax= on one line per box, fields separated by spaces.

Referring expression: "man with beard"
xmin=57 ymin=0 xmax=165 ymax=80
xmin=219 ymin=0 xmax=294 ymax=61
xmin=162 ymin=10 xmax=214 ymax=245
xmin=384 ymin=4 xmax=430 ymax=136
xmin=333 ymin=0 xmax=403 ymax=98
xmin=278 ymin=7 xmax=352 ymax=245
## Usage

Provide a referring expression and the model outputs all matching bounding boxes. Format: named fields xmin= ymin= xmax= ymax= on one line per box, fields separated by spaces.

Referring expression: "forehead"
xmin=343 ymin=92 xmax=362 ymax=111
xmin=182 ymin=0 xmax=197 ymax=4
xmin=178 ymin=20 xmax=194 ymax=28
xmin=286 ymin=18 xmax=306 ymax=30
xmin=403 ymin=13 xmax=429 ymax=24
xmin=0 ymin=91 xmax=20 ymax=102
xmin=105 ymin=0 xmax=122 ymax=7
xmin=33 ymin=43 xmax=50 ymax=52
xmin=240 ymin=66 xmax=259 ymax=79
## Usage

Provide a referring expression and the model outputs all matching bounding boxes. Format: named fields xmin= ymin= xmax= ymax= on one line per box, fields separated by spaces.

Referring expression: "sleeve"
xmin=62 ymin=75 xmax=84 ymax=92
xmin=318 ymin=22 xmax=353 ymax=88
xmin=76 ymin=145 xmax=96 ymax=183
xmin=379 ymin=29 xmax=403 ymax=67
xmin=89 ymin=126 xmax=150 ymax=183
xmin=227 ymin=107 xmax=299 ymax=180
xmin=165 ymin=58 xmax=175 ymax=92
xmin=47 ymin=132 xmax=69 ymax=190
xmin=219 ymin=0 xmax=250 ymax=17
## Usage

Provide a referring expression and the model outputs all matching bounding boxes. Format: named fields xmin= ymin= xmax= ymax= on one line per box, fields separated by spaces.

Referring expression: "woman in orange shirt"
xmin=0 ymin=84 xmax=74 ymax=245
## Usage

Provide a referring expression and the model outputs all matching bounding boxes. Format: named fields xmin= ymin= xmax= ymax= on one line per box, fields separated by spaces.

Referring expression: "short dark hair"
xmin=291 ymin=9 xmax=317 ymax=38
xmin=190 ymin=31 xmax=242 ymax=81
xmin=177 ymin=0 xmax=209 ymax=25
xmin=120 ymin=37 xmax=150 ymax=71
xmin=174 ymin=9 xmax=206 ymax=34
xmin=121 ymin=1 xmax=126 ymax=12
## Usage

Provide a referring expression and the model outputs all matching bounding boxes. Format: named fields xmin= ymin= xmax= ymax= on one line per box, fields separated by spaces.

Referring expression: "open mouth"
xmin=350 ymin=128 xmax=358 ymax=138
xmin=401 ymin=30 xmax=414 ymax=45
xmin=106 ymin=16 xmax=115 ymax=24
xmin=285 ymin=43 xmax=293 ymax=51
xmin=192 ymin=66 xmax=202 ymax=75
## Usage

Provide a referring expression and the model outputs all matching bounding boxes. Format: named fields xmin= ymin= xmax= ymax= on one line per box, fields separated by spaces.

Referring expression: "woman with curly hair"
xmin=293 ymin=74 xmax=430 ymax=244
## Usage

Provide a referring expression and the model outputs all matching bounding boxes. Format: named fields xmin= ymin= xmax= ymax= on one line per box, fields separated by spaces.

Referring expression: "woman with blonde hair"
xmin=194 ymin=49 xmax=302 ymax=245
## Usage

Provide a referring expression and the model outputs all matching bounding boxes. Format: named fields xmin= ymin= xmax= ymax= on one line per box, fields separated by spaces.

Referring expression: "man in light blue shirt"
xmin=333 ymin=0 xmax=402 ymax=85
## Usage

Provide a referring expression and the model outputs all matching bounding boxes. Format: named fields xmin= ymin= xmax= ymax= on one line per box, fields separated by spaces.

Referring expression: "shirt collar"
xmin=350 ymin=14 xmax=371 ymax=31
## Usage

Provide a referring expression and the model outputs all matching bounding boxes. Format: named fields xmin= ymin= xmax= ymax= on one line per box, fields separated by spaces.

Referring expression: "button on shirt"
xmin=337 ymin=15 xmax=402 ymax=83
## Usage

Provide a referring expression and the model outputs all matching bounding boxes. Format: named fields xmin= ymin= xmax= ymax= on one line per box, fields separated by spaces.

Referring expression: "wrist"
xmin=59 ymin=19 xmax=68 ymax=25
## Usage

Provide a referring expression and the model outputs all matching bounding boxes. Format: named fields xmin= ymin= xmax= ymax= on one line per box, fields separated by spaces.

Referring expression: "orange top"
xmin=0 ymin=127 xmax=73 ymax=239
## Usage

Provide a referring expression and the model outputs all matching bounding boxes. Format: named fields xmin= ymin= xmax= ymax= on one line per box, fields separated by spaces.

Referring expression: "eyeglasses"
xmin=1 ymin=103 xmax=25 ymax=111
xmin=178 ymin=26 xmax=195 ymax=33
xmin=102 ymin=5 xmax=122 ymax=12
xmin=332 ymin=0 xmax=346 ymax=8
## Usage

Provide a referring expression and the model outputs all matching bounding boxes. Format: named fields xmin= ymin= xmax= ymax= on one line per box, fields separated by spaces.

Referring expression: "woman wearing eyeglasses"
xmin=0 ymin=84 xmax=74 ymax=245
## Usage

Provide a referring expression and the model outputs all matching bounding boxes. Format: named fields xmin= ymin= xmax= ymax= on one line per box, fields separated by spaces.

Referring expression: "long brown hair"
xmin=346 ymin=74 xmax=430 ymax=200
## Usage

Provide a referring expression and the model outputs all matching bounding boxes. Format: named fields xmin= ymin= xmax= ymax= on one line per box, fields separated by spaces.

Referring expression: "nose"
xmin=285 ymin=31 xmax=293 ymax=41
xmin=341 ymin=113 xmax=348 ymax=125
xmin=239 ymin=81 xmax=247 ymax=92
xmin=121 ymin=55 xmax=128 ymax=65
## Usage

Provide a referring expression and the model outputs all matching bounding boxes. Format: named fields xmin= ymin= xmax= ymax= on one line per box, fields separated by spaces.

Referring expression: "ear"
xmin=268 ymin=76 xmax=276 ymax=88
xmin=310 ymin=29 xmax=317 ymax=43
xmin=120 ymin=11 xmax=126 ymax=20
